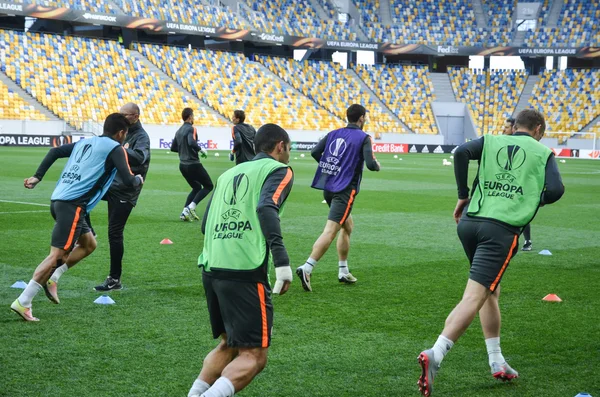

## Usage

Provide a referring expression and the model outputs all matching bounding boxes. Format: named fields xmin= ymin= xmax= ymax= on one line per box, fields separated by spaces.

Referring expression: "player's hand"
xmin=24 ymin=176 xmax=40 ymax=189
xmin=135 ymin=174 xmax=144 ymax=185
xmin=453 ymin=198 xmax=470 ymax=224
xmin=273 ymin=266 xmax=293 ymax=295
xmin=200 ymin=149 xmax=208 ymax=159
xmin=229 ymin=153 xmax=235 ymax=162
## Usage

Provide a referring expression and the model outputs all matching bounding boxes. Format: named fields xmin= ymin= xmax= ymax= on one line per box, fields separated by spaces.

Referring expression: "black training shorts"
xmin=50 ymin=201 xmax=91 ymax=251
xmin=457 ymin=218 xmax=519 ymax=293
xmin=202 ymin=273 xmax=273 ymax=348
xmin=323 ymin=186 xmax=357 ymax=225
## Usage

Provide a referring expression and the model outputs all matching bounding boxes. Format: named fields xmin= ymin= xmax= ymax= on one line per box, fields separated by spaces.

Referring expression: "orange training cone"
xmin=160 ymin=238 xmax=173 ymax=245
xmin=542 ymin=294 xmax=562 ymax=302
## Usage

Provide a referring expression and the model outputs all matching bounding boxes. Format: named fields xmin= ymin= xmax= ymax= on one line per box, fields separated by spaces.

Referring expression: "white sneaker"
xmin=180 ymin=208 xmax=192 ymax=222
xmin=339 ymin=273 xmax=357 ymax=284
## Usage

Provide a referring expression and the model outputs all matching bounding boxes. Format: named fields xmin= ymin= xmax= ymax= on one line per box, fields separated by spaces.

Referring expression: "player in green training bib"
xmin=417 ymin=109 xmax=565 ymax=396
xmin=187 ymin=124 xmax=294 ymax=397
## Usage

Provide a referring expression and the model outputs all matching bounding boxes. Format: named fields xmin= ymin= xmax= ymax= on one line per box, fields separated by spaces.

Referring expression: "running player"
xmin=416 ymin=109 xmax=564 ymax=396
xmin=229 ymin=109 xmax=256 ymax=165
xmin=11 ymin=114 xmax=144 ymax=321
xmin=187 ymin=124 xmax=293 ymax=397
xmin=296 ymin=104 xmax=380 ymax=292
xmin=171 ymin=107 xmax=212 ymax=221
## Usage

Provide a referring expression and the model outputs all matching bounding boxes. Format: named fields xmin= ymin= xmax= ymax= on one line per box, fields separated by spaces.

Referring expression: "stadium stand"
xmin=0 ymin=80 xmax=48 ymax=121
xmin=588 ymin=121 xmax=600 ymax=138
xmin=353 ymin=0 xmax=380 ymax=23
xmin=449 ymin=67 xmax=527 ymax=135
xmin=364 ymin=0 xmax=485 ymax=45
xmin=525 ymin=0 xmax=599 ymax=47
xmin=257 ymin=55 xmax=406 ymax=134
xmin=240 ymin=0 xmax=356 ymax=40
xmin=138 ymin=43 xmax=341 ymax=131
xmin=316 ymin=0 xmax=339 ymax=19
xmin=536 ymin=0 xmax=553 ymax=26
xmin=354 ymin=64 xmax=437 ymax=134
xmin=1 ymin=30 xmax=227 ymax=128
xmin=529 ymin=68 xmax=600 ymax=135
xmin=113 ymin=0 xmax=247 ymax=30
xmin=482 ymin=0 xmax=515 ymax=46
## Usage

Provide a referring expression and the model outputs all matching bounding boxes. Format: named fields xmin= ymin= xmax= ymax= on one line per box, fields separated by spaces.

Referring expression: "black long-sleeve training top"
xmin=171 ymin=122 xmax=202 ymax=165
xmin=109 ymin=121 xmax=151 ymax=206
xmin=232 ymin=123 xmax=257 ymax=164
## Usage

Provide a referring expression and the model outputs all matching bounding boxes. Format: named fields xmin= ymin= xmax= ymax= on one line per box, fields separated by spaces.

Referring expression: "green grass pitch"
xmin=1 ymin=147 xmax=599 ymax=396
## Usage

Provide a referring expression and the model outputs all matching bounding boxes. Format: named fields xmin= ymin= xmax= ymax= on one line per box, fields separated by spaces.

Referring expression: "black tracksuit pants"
xmin=180 ymin=163 xmax=214 ymax=207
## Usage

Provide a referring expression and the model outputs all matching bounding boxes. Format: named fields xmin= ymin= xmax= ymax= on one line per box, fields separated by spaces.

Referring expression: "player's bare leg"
xmin=479 ymin=286 xmax=518 ymax=380
xmin=11 ymin=247 xmax=64 ymax=320
xmin=442 ymin=279 xmax=490 ymax=341
xmin=480 ymin=285 xmax=501 ymax=339
xmin=297 ymin=220 xmax=342 ymax=291
xmin=220 ymin=347 xmax=267 ymax=393
xmin=44 ymin=232 xmax=97 ymax=304
xmin=311 ymin=220 xmax=342 ymax=261
xmin=198 ymin=336 xmax=238 ymax=386
xmin=337 ymin=215 xmax=356 ymax=283
xmin=63 ymin=232 xmax=97 ymax=268
xmin=418 ymin=280 xmax=491 ymax=395
xmin=189 ymin=334 xmax=266 ymax=397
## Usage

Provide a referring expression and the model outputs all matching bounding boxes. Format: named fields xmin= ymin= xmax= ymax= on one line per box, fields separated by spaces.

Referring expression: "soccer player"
xmin=93 ymin=102 xmax=151 ymax=292
xmin=229 ymin=109 xmax=256 ymax=165
xmin=416 ymin=109 xmax=564 ymax=396
xmin=187 ymin=124 xmax=294 ymax=397
xmin=171 ymin=107 xmax=212 ymax=221
xmin=296 ymin=104 xmax=380 ymax=292
xmin=502 ymin=117 xmax=515 ymax=135
xmin=11 ymin=114 xmax=144 ymax=321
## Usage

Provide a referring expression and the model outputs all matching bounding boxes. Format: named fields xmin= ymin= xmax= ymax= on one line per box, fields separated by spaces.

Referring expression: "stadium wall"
xmin=2 ymin=121 xmax=598 ymax=151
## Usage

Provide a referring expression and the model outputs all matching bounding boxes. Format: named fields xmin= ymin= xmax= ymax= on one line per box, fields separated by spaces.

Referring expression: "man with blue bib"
xmin=296 ymin=104 xmax=380 ymax=292
xmin=11 ymin=113 xmax=144 ymax=322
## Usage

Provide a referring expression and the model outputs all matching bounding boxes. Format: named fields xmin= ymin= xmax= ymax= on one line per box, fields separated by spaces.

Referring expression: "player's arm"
xmin=109 ymin=146 xmax=143 ymax=187
xmin=187 ymin=125 xmax=200 ymax=152
xmin=170 ymin=132 xmax=179 ymax=153
xmin=362 ymin=136 xmax=380 ymax=171
xmin=452 ymin=137 xmax=484 ymax=222
xmin=454 ymin=137 xmax=484 ymax=199
xmin=201 ymin=194 xmax=213 ymax=235
xmin=125 ymin=131 xmax=150 ymax=166
xmin=257 ymin=167 xmax=294 ymax=294
xmin=311 ymin=134 xmax=328 ymax=161
xmin=25 ymin=143 xmax=76 ymax=188
xmin=230 ymin=126 xmax=241 ymax=161
xmin=232 ymin=125 xmax=242 ymax=153
xmin=541 ymin=154 xmax=565 ymax=205
xmin=187 ymin=126 xmax=207 ymax=158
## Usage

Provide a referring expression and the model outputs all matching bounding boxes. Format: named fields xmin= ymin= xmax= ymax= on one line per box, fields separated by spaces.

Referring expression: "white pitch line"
xmin=0 ymin=199 xmax=50 ymax=207
xmin=0 ymin=210 xmax=48 ymax=214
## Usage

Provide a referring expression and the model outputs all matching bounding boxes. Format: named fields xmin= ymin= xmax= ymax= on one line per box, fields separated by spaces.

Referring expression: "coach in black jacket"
xmin=230 ymin=109 xmax=256 ymax=165
xmin=94 ymin=102 xmax=151 ymax=291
